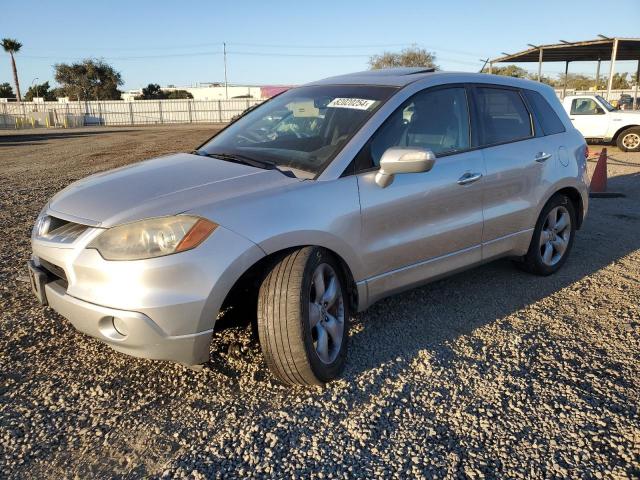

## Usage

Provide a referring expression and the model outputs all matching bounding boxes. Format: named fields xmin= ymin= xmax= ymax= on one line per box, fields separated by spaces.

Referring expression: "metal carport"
xmin=489 ymin=37 xmax=640 ymax=106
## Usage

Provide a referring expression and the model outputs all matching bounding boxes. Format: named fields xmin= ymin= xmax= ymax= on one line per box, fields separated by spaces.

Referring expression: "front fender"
xmin=258 ymin=229 xmax=366 ymax=282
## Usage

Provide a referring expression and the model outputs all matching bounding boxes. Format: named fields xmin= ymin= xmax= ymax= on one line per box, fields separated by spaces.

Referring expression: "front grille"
xmin=39 ymin=216 xmax=89 ymax=244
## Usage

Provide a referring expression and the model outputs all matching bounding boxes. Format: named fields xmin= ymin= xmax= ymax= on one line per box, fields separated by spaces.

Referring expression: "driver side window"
xmin=570 ymin=99 xmax=602 ymax=115
xmin=354 ymin=87 xmax=470 ymax=171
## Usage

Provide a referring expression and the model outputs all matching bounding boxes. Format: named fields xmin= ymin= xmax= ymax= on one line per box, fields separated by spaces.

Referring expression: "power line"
xmin=20 ymin=50 xmax=484 ymax=65
xmin=229 ymin=42 xmax=416 ymax=49
xmin=21 ymin=41 xmax=486 ymax=59
xmin=21 ymin=41 xmax=417 ymax=54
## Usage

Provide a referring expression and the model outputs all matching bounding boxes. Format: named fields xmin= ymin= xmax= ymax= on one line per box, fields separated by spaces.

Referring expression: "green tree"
xmin=135 ymin=83 xmax=166 ymax=100
xmin=0 ymin=82 xmax=15 ymax=99
xmin=50 ymin=87 xmax=67 ymax=99
xmin=557 ymin=73 xmax=595 ymax=90
xmin=490 ymin=64 xmax=530 ymax=78
xmin=488 ymin=64 xmax=559 ymax=86
xmin=54 ymin=59 xmax=123 ymax=100
xmin=608 ymin=72 xmax=630 ymax=89
xmin=369 ymin=47 xmax=439 ymax=70
xmin=25 ymin=81 xmax=57 ymax=101
xmin=166 ymin=90 xmax=193 ymax=99
xmin=538 ymin=75 xmax=558 ymax=87
xmin=1 ymin=38 xmax=22 ymax=102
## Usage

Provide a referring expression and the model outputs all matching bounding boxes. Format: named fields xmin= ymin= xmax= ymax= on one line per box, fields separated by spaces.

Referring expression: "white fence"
xmin=2 ymin=88 xmax=638 ymax=130
xmin=0 ymin=98 xmax=265 ymax=129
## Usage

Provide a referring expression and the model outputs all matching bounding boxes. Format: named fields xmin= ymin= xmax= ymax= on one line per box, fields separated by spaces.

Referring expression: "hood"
xmin=612 ymin=110 xmax=640 ymax=119
xmin=48 ymin=153 xmax=301 ymax=227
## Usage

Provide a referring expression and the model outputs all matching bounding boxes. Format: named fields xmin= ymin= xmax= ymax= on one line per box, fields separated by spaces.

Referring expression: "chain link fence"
xmin=0 ymin=98 xmax=265 ymax=129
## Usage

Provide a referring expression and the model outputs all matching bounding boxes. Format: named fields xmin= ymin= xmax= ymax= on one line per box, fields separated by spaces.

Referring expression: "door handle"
xmin=457 ymin=172 xmax=483 ymax=185
xmin=535 ymin=152 xmax=552 ymax=162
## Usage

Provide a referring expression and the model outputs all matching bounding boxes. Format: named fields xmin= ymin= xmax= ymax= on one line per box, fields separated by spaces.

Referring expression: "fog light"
xmin=112 ymin=317 xmax=128 ymax=336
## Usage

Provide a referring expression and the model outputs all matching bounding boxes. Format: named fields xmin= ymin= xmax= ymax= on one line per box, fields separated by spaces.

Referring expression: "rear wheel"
xmin=257 ymin=247 xmax=349 ymax=386
xmin=519 ymin=194 xmax=576 ymax=276
xmin=616 ymin=127 xmax=640 ymax=152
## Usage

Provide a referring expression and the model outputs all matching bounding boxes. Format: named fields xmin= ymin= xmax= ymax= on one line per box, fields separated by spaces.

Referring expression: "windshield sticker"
xmin=286 ymin=100 xmax=319 ymax=118
xmin=327 ymin=98 xmax=377 ymax=110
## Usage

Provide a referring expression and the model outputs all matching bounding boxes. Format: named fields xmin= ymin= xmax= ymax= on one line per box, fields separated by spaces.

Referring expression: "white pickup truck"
xmin=562 ymin=94 xmax=640 ymax=152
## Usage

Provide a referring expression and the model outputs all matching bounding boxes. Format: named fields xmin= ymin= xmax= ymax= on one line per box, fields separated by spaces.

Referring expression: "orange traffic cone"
xmin=590 ymin=148 xmax=607 ymax=193
xmin=589 ymin=147 xmax=624 ymax=198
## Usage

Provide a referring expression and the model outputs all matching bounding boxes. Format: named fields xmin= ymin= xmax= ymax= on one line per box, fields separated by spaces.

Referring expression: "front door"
xmin=355 ymin=86 xmax=484 ymax=303
xmin=568 ymin=97 xmax=609 ymax=138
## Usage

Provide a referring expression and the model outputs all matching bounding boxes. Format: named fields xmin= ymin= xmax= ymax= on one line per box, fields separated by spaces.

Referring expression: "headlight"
xmin=88 ymin=216 xmax=217 ymax=260
xmin=32 ymin=206 xmax=50 ymax=238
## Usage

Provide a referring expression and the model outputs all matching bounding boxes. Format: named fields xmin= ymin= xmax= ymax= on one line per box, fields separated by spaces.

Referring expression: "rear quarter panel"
xmin=532 ymin=129 xmax=589 ymax=229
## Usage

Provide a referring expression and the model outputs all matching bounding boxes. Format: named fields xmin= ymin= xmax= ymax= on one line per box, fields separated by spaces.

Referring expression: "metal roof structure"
xmin=489 ymin=37 xmax=640 ymax=102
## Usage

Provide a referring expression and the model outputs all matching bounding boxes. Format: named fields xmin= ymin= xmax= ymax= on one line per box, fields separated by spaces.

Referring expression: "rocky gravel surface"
xmin=1 ymin=126 xmax=639 ymax=479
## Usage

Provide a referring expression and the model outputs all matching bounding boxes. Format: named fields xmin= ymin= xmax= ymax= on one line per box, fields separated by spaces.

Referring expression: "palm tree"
xmin=2 ymin=38 xmax=23 ymax=102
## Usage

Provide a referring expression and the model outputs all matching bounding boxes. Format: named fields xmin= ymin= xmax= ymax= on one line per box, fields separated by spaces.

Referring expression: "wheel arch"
xmin=218 ymin=244 xmax=360 ymax=326
xmin=612 ymin=124 xmax=639 ymax=143
xmin=534 ymin=183 xmax=586 ymax=233
xmin=555 ymin=186 xmax=585 ymax=229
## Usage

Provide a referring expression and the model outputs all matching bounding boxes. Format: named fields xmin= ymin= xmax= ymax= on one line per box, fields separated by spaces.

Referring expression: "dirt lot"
xmin=1 ymin=126 xmax=639 ymax=479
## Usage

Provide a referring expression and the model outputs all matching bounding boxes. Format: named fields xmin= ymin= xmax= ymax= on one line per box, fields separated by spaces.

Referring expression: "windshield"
xmin=596 ymin=95 xmax=616 ymax=112
xmin=199 ymin=85 xmax=397 ymax=176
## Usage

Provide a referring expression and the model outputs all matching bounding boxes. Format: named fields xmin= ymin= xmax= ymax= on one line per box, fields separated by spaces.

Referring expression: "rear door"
xmin=354 ymin=85 xmax=485 ymax=301
xmin=471 ymin=85 xmax=551 ymax=259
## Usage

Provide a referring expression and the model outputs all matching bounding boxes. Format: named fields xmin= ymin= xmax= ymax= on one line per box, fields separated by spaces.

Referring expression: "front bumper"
xmin=45 ymin=280 xmax=212 ymax=365
xmin=31 ymin=223 xmax=265 ymax=365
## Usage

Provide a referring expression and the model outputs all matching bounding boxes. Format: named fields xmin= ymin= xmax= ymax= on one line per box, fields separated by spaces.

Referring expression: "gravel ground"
xmin=1 ymin=126 xmax=639 ymax=479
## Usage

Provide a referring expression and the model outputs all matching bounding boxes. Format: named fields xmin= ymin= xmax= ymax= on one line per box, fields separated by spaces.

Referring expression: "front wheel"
xmin=257 ymin=247 xmax=350 ymax=386
xmin=617 ymin=127 xmax=640 ymax=152
xmin=519 ymin=194 xmax=576 ymax=276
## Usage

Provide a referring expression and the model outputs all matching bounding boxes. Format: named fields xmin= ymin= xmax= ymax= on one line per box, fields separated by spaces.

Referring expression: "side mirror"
xmin=374 ymin=147 xmax=436 ymax=188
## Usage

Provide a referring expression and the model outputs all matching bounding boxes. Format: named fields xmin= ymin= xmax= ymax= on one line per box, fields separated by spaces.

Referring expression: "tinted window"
xmin=523 ymin=90 xmax=566 ymax=135
xmin=570 ymin=98 xmax=602 ymax=115
xmin=475 ymin=88 xmax=532 ymax=145
xmin=357 ymin=87 xmax=470 ymax=170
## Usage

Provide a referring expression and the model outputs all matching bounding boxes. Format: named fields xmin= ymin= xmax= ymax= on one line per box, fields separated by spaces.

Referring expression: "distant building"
xmin=121 ymin=83 xmax=292 ymax=101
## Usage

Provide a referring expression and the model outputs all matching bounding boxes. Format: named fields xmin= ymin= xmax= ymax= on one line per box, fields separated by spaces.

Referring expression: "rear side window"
xmin=475 ymin=87 xmax=532 ymax=145
xmin=523 ymin=90 xmax=566 ymax=135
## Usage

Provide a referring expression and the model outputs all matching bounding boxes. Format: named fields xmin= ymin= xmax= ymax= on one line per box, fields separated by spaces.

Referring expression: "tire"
xmin=616 ymin=127 xmax=640 ymax=152
xmin=519 ymin=194 xmax=576 ymax=276
xmin=257 ymin=247 xmax=350 ymax=386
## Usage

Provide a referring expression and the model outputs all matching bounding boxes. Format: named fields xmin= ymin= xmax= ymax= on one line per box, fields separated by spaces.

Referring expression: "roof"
xmin=491 ymin=37 xmax=640 ymax=63
xmin=309 ymin=69 xmax=556 ymax=95
xmin=311 ymin=68 xmax=438 ymax=87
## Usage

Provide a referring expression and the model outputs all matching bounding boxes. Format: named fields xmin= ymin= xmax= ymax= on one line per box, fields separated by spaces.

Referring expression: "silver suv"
xmin=29 ymin=69 xmax=589 ymax=386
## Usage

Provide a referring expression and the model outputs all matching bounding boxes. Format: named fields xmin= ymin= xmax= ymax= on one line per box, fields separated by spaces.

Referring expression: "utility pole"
xmin=223 ymin=42 xmax=228 ymax=100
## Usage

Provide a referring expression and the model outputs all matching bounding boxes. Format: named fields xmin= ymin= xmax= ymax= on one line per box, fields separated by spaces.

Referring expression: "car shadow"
xmin=344 ymin=170 xmax=640 ymax=380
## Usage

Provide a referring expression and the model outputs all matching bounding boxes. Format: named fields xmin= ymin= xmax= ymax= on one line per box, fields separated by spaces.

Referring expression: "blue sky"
xmin=2 ymin=0 xmax=639 ymax=90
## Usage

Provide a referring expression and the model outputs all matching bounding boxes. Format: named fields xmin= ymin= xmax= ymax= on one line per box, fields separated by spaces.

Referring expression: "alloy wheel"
xmin=308 ymin=263 xmax=345 ymax=364
xmin=539 ymin=206 xmax=571 ymax=266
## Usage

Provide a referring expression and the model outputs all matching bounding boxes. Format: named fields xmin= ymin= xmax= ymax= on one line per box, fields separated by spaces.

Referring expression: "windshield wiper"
xmin=193 ymin=150 xmax=276 ymax=170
